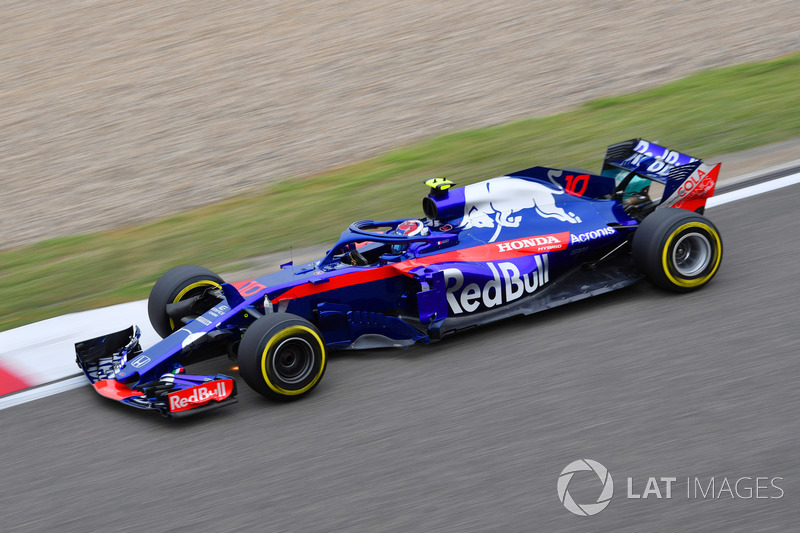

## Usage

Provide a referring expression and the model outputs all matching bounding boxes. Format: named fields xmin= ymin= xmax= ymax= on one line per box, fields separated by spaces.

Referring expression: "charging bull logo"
xmin=458 ymin=177 xmax=582 ymax=242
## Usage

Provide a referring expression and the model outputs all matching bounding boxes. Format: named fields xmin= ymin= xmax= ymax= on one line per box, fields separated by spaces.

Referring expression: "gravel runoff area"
xmin=1 ymin=1 xmax=798 ymax=249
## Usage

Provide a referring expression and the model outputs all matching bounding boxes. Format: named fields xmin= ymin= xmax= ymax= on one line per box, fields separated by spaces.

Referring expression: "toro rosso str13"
xmin=76 ymin=139 xmax=723 ymax=417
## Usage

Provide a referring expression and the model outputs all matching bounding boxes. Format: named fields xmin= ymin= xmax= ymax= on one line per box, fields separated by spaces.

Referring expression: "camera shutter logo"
xmin=557 ymin=459 xmax=614 ymax=516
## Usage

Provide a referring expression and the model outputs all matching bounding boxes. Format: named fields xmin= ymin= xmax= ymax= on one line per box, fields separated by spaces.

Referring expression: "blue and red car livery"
xmin=75 ymin=138 xmax=724 ymax=417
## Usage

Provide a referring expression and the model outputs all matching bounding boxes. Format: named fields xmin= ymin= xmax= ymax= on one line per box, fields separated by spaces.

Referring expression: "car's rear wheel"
xmin=148 ymin=265 xmax=225 ymax=338
xmin=632 ymin=208 xmax=722 ymax=292
xmin=238 ymin=313 xmax=327 ymax=400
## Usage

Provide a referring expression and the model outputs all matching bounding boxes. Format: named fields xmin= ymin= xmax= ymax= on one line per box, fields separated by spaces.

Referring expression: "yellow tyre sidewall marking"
xmin=168 ymin=280 xmax=222 ymax=330
xmin=662 ymin=222 xmax=722 ymax=288
xmin=260 ymin=325 xmax=326 ymax=396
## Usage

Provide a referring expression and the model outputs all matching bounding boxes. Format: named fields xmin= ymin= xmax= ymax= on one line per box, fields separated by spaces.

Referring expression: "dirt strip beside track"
xmin=1 ymin=1 xmax=798 ymax=248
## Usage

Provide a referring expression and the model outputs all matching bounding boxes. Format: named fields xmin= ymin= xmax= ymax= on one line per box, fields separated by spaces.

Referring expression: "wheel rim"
xmin=272 ymin=337 xmax=315 ymax=384
xmin=672 ymin=232 xmax=711 ymax=277
xmin=168 ymin=280 xmax=221 ymax=330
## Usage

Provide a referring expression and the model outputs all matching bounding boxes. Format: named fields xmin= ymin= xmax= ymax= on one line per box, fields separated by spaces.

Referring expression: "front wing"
xmin=75 ymin=326 xmax=238 ymax=417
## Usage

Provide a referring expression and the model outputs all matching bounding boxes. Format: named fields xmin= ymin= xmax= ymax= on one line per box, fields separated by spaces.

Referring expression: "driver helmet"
xmin=391 ymin=220 xmax=428 ymax=254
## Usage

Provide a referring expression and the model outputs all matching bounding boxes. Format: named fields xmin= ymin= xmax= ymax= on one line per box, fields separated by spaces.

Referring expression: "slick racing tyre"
xmin=148 ymin=265 xmax=225 ymax=338
xmin=632 ymin=208 xmax=722 ymax=292
xmin=238 ymin=313 xmax=327 ymax=401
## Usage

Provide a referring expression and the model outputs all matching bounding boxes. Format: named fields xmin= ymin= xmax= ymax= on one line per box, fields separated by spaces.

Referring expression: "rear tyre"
xmin=238 ymin=314 xmax=327 ymax=400
xmin=632 ymin=208 xmax=722 ymax=292
xmin=148 ymin=265 xmax=224 ymax=338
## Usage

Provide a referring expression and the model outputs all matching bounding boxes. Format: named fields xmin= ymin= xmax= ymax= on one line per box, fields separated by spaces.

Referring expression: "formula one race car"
xmin=76 ymin=138 xmax=723 ymax=417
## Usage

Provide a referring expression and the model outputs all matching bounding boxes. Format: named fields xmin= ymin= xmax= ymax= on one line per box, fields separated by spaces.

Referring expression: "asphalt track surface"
xmin=3 ymin=186 xmax=800 ymax=531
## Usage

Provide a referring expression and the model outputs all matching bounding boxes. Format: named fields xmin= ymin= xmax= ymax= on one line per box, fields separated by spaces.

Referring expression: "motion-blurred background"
xmin=2 ymin=4 xmax=800 ymax=531
xmin=2 ymin=1 xmax=798 ymax=249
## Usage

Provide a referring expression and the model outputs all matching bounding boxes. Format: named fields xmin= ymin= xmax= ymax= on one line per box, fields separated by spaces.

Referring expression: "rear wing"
xmin=603 ymin=138 xmax=721 ymax=212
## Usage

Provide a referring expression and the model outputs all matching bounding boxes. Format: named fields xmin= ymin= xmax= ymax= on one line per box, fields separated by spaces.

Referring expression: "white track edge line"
xmin=707 ymin=171 xmax=800 ymax=207
xmin=0 ymin=376 xmax=87 ymax=410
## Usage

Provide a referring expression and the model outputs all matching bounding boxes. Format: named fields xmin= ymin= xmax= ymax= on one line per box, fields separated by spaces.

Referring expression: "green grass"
xmin=2 ymin=52 xmax=800 ymax=331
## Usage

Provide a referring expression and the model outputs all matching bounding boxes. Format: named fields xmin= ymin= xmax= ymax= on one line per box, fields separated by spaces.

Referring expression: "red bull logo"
xmin=168 ymin=379 xmax=233 ymax=413
xmin=443 ymin=256 xmax=549 ymax=314
xmin=458 ymin=177 xmax=582 ymax=242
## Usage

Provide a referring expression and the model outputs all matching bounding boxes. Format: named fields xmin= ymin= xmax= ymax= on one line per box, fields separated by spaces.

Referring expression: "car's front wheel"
xmin=632 ymin=207 xmax=723 ymax=292
xmin=148 ymin=265 xmax=225 ymax=338
xmin=238 ymin=313 xmax=327 ymax=400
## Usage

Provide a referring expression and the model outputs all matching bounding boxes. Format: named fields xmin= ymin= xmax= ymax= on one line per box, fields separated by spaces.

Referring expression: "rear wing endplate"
xmin=603 ymin=138 xmax=720 ymax=211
